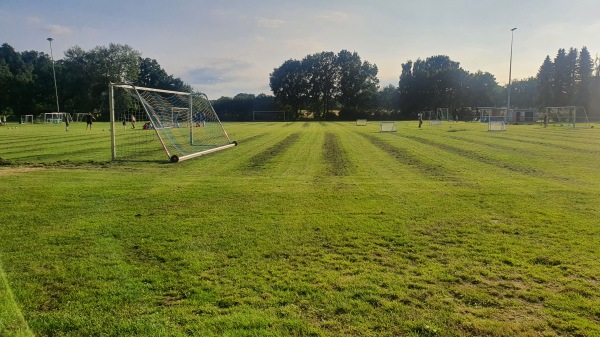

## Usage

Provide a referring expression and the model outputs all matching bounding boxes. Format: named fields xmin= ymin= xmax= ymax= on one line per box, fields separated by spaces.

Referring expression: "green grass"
xmin=1 ymin=120 xmax=600 ymax=336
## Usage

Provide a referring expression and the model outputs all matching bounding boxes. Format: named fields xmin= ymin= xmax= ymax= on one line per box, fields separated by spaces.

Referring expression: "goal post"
xmin=109 ymin=83 xmax=237 ymax=163
xmin=356 ymin=119 xmax=367 ymax=126
xmin=252 ymin=111 xmax=285 ymax=121
xmin=380 ymin=121 xmax=397 ymax=132
xmin=20 ymin=115 xmax=33 ymax=124
xmin=488 ymin=121 xmax=506 ymax=131
xmin=44 ymin=112 xmax=69 ymax=124
xmin=545 ymin=106 xmax=591 ymax=128
xmin=437 ymin=108 xmax=451 ymax=121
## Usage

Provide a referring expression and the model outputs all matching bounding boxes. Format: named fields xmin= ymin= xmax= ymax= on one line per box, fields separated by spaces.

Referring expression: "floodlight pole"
xmin=47 ymin=37 xmax=60 ymax=113
xmin=506 ymin=27 xmax=517 ymax=123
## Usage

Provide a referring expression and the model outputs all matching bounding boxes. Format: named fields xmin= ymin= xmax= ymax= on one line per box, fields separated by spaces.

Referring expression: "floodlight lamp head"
xmin=511 ymin=27 xmax=517 ymax=31
xmin=47 ymin=37 xmax=53 ymax=42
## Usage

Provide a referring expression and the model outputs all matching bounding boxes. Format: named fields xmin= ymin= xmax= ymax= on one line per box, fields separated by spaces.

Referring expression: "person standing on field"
xmin=131 ymin=115 xmax=136 ymax=129
xmin=65 ymin=113 xmax=72 ymax=131
xmin=543 ymin=113 xmax=548 ymax=128
xmin=86 ymin=113 xmax=95 ymax=130
xmin=418 ymin=112 xmax=423 ymax=128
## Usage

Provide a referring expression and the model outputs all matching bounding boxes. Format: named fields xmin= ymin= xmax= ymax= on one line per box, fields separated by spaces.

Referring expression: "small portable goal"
xmin=488 ymin=121 xmax=506 ymax=131
xmin=380 ymin=122 xmax=397 ymax=132
xmin=356 ymin=119 xmax=367 ymax=126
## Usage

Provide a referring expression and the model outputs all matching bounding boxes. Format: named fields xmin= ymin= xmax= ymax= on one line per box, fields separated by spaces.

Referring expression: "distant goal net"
xmin=356 ymin=119 xmax=367 ymax=126
xmin=380 ymin=122 xmax=397 ymax=132
xmin=44 ymin=112 xmax=69 ymax=124
xmin=109 ymin=83 xmax=237 ymax=163
xmin=545 ymin=106 xmax=591 ymax=128
xmin=488 ymin=121 xmax=506 ymax=131
xmin=252 ymin=111 xmax=285 ymax=121
xmin=20 ymin=115 xmax=33 ymax=124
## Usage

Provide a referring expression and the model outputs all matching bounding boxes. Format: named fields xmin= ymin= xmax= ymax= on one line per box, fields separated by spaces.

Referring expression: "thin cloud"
xmin=185 ymin=58 xmax=253 ymax=84
xmin=256 ymin=17 xmax=285 ymax=28
xmin=317 ymin=11 xmax=350 ymax=22
xmin=48 ymin=24 xmax=73 ymax=36
xmin=26 ymin=16 xmax=72 ymax=37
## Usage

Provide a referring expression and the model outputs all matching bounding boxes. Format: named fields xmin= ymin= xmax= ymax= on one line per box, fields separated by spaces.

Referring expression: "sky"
xmin=1 ymin=0 xmax=599 ymax=99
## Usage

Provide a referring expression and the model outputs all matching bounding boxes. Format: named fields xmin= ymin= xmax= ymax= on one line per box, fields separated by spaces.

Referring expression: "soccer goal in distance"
xmin=252 ymin=111 xmax=286 ymax=121
xmin=20 ymin=115 xmax=33 ymax=124
xmin=380 ymin=122 xmax=397 ymax=132
xmin=109 ymin=83 xmax=237 ymax=163
xmin=545 ymin=106 xmax=591 ymax=128
xmin=356 ymin=119 xmax=367 ymax=126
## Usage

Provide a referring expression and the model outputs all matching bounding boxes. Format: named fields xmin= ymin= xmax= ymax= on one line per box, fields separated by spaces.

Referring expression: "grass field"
xmin=1 ymin=120 xmax=599 ymax=336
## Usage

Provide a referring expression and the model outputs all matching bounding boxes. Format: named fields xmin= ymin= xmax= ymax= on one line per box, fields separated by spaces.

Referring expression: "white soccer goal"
xmin=437 ymin=108 xmax=451 ymax=121
xmin=252 ymin=111 xmax=285 ymax=121
xmin=380 ymin=122 xmax=397 ymax=132
xmin=356 ymin=119 xmax=367 ymax=126
xmin=109 ymin=83 xmax=237 ymax=163
xmin=74 ymin=113 xmax=89 ymax=122
xmin=488 ymin=121 xmax=506 ymax=131
xmin=20 ymin=115 xmax=33 ymax=124
xmin=545 ymin=106 xmax=591 ymax=128
xmin=44 ymin=112 xmax=68 ymax=124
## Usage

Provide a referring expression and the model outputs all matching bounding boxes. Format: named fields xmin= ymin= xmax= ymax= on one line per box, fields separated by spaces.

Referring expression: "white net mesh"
xmin=110 ymin=84 xmax=235 ymax=162
xmin=380 ymin=122 xmax=397 ymax=132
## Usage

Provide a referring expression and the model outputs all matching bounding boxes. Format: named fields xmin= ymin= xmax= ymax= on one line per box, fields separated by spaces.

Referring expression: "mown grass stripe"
xmin=322 ymin=132 xmax=351 ymax=176
xmin=360 ymin=133 xmax=447 ymax=178
xmin=245 ymin=133 xmax=301 ymax=170
xmin=0 ymin=259 xmax=33 ymax=337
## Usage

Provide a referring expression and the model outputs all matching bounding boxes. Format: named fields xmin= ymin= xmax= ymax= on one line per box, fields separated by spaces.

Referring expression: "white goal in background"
xmin=488 ymin=121 xmax=506 ymax=131
xmin=545 ymin=106 xmax=591 ymax=128
xmin=252 ymin=111 xmax=285 ymax=121
xmin=109 ymin=83 xmax=237 ymax=163
xmin=356 ymin=119 xmax=367 ymax=126
xmin=44 ymin=112 xmax=69 ymax=124
xmin=74 ymin=113 xmax=89 ymax=122
xmin=380 ymin=122 xmax=397 ymax=132
xmin=20 ymin=115 xmax=33 ymax=124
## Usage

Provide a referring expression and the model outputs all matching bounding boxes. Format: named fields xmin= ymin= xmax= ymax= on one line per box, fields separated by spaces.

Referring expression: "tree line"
xmin=1 ymin=42 xmax=599 ymax=122
xmin=0 ymin=42 xmax=190 ymax=121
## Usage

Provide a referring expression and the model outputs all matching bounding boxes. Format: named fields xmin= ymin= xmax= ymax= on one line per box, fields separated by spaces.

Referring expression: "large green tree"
xmin=63 ymin=43 xmax=141 ymax=117
xmin=576 ymin=47 xmax=594 ymax=112
xmin=269 ymin=59 xmax=307 ymax=120
xmin=303 ymin=51 xmax=338 ymax=118
xmin=0 ymin=43 xmax=34 ymax=116
xmin=536 ymin=56 xmax=554 ymax=107
xmin=270 ymin=50 xmax=379 ymax=120
xmin=398 ymin=55 xmax=496 ymax=118
xmin=336 ymin=50 xmax=379 ymax=119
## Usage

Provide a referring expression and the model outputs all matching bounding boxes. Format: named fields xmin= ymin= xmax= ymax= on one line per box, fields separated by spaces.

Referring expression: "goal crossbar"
xmin=109 ymin=83 xmax=236 ymax=163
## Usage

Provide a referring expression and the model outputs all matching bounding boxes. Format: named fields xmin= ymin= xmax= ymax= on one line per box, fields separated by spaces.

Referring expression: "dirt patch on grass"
xmin=403 ymin=134 xmax=541 ymax=176
xmin=361 ymin=133 xmax=446 ymax=178
xmin=323 ymin=132 xmax=351 ymax=176
xmin=0 ymin=166 xmax=45 ymax=176
xmin=246 ymin=133 xmax=301 ymax=170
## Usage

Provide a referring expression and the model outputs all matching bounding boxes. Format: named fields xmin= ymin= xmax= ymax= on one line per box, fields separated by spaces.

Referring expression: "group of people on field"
xmin=122 ymin=115 xmax=136 ymax=130
xmin=62 ymin=113 xmax=142 ymax=131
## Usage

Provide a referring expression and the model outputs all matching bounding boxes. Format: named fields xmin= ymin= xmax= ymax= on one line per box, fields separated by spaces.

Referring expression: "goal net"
xmin=109 ymin=83 xmax=237 ymax=163
xmin=545 ymin=106 xmax=591 ymax=128
xmin=74 ymin=113 xmax=89 ymax=122
xmin=437 ymin=108 xmax=451 ymax=121
xmin=20 ymin=115 xmax=33 ymax=124
xmin=356 ymin=119 xmax=367 ymax=126
xmin=380 ymin=122 xmax=397 ymax=132
xmin=44 ymin=112 xmax=68 ymax=124
xmin=252 ymin=111 xmax=285 ymax=121
xmin=488 ymin=121 xmax=506 ymax=131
